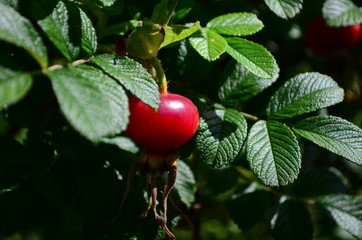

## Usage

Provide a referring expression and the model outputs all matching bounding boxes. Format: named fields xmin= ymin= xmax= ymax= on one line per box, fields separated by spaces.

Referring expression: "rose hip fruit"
xmin=126 ymin=93 xmax=199 ymax=153
xmin=304 ymin=16 xmax=361 ymax=55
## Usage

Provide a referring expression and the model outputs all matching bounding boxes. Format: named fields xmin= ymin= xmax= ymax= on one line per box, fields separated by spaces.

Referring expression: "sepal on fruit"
xmin=127 ymin=19 xmax=165 ymax=60
xmin=104 ymin=150 xmax=179 ymax=239
xmin=138 ymin=150 xmax=178 ymax=170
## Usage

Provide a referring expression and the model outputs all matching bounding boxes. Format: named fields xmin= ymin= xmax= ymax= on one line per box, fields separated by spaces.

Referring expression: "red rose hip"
xmin=126 ymin=93 xmax=199 ymax=153
xmin=304 ymin=16 xmax=361 ymax=55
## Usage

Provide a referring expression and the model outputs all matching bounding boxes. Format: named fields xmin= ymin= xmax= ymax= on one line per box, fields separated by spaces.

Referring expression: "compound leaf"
xmin=247 ymin=120 xmax=301 ymax=186
xmin=196 ymin=104 xmax=247 ymax=168
xmin=151 ymin=0 xmax=169 ymax=24
xmin=207 ymin=12 xmax=264 ymax=36
xmin=0 ymin=0 xmax=20 ymax=9
xmin=226 ymin=37 xmax=279 ymax=79
xmin=0 ymin=2 xmax=48 ymax=68
xmin=0 ymin=58 xmax=32 ymax=110
xmin=317 ymin=194 xmax=362 ymax=238
xmin=79 ymin=7 xmax=97 ymax=55
xmin=267 ymin=72 xmax=344 ymax=119
xmin=294 ymin=115 xmax=362 ymax=165
xmin=174 ymin=160 xmax=197 ymax=208
xmin=90 ymin=54 xmax=160 ymax=109
xmin=35 ymin=0 xmax=82 ymax=61
xmin=322 ymin=0 xmax=362 ymax=27
xmin=49 ymin=64 xmax=129 ymax=141
xmin=101 ymin=136 xmax=139 ymax=154
xmin=218 ymin=60 xmax=278 ymax=106
xmin=0 ymin=73 xmax=32 ymax=111
xmin=189 ymin=28 xmax=227 ymax=61
xmin=264 ymin=0 xmax=303 ymax=19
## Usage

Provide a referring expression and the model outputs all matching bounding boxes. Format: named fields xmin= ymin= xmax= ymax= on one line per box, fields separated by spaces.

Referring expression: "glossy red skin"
xmin=126 ymin=93 xmax=199 ymax=153
xmin=304 ymin=16 xmax=361 ymax=55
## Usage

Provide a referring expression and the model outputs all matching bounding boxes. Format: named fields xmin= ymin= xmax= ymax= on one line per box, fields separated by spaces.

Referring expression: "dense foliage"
xmin=1 ymin=0 xmax=362 ymax=239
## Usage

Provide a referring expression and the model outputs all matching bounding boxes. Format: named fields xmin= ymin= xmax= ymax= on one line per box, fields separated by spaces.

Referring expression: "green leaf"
xmin=218 ymin=60 xmax=278 ymax=106
xmin=174 ymin=160 xmax=197 ymax=208
xmin=0 ymin=58 xmax=32 ymax=110
xmin=48 ymin=64 xmax=129 ymax=142
xmin=35 ymin=0 xmax=81 ymax=61
xmin=0 ymin=0 xmax=19 ymax=9
xmin=317 ymin=194 xmax=362 ymax=238
xmin=196 ymin=104 xmax=247 ymax=168
xmin=79 ymin=7 xmax=97 ymax=55
xmin=0 ymin=73 xmax=32 ymax=111
xmin=90 ymin=54 xmax=160 ymax=109
xmin=160 ymin=21 xmax=200 ymax=49
xmin=81 ymin=0 xmax=124 ymax=15
xmin=173 ymin=8 xmax=192 ymax=23
xmin=189 ymin=28 xmax=227 ymax=61
xmin=231 ymin=190 xmax=273 ymax=231
xmin=291 ymin=168 xmax=349 ymax=197
xmin=98 ymin=0 xmax=124 ymax=15
xmin=247 ymin=120 xmax=301 ymax=186
xmin=151 ymin=0 xmax=170 ymax=25
xmin=175 ymin=40 xmax=216 ymax=85
xmin=226 ymin=37 xmax=279 ymax=79
xmin=204 ymin=167 xmax=239 ymax=195
xmin=294 ymin=115 xmax=362 ymax=165
xmin=264 ymin=0 xmax=303 ymax=19
xmin=272 ymin=199 xmax=313 ymax=240
xmin=32 ymin=0 xmax=97 ymax=58
xmin=267 ymin=72 xmax=344 ymax=119
xmin=101 ymin=136 xmax=139 ymax=154
xmin=102 ymin=20 xmax=139 ymax=37
xmin=0 ymin=2 xmax=48 ymax=69
xmin=206 ymin=12 xmax=264 ymax=36
xmin=322 ymin=0 xmax=362 ymax=27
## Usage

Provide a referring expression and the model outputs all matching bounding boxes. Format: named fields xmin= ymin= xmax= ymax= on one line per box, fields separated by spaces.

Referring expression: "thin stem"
xmin=102 ymin=163 xmax=139 ymax=227
xmin=164 ymin=0 xmax=179 ymax=25
xmin=169 ymin=198 xmax=195 ymax=231
xmin=233 ymin=166 xmax=258 ymax=183
xmin=29 ymin=59 xmax=89 ymax=76
xmin=241 ymin=112 xmax=259 ymax=121
xmin=46 ymin=64 xmax=63 ymax=71
xmin=152 ymin=57 xmax=168 ymax=94
xmin=163 ymin=160 xmax=178 ymax=225
xmin=140 ymin=173 xmax=154 ymax=218
xmin=72 ymin=59 xmax=90 ymax=66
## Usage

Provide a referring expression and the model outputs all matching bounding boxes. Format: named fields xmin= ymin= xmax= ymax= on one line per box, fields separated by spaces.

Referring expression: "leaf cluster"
xmin=1 ymin=0 xmax=362 ymax=240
